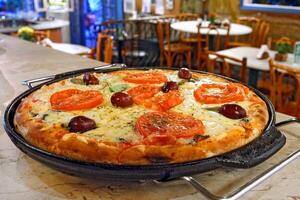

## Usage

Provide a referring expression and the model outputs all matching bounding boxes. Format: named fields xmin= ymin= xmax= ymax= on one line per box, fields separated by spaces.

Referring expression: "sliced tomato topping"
xmin=123 ymin=72 xmax=167 ymax=84
xmin=50 ymin=89 xmax=103 ymax=111
xmin=127 ymin=85 xmax=161 ymax=104
xmin=128 ymin=85 xmax=183 ymax=111
xmin=143 ymin=90 xmax=183 ymax=111
xmin=194 ymin=83 xmax=246 ymax=104
xmin=136 ymin=112 xmax=205 ymax=145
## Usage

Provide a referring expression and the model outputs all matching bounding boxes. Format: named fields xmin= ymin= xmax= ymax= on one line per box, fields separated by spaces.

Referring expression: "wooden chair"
xmin=197 ymin=24 xmax=230 ymax=70
xmin=206 ymin=51 xmax=248 ymax=84
xmin=84 ymin=33 xmax=113 ymax=63
xmin=227 ymin=17 xmax=261 ymax=48
xmin=269 ymin=59 xmax=300 ymax=117
xmin=157 ymin=20 xmax=192 ymax=68
xmin=254 ymin=21 xmax=270 ymax=47
xmin=257 ymin=37 xmax=295 ymax=94
xmin=175 ymin=13 xmax=199 ymax=44
xmin=95 ymin=33 xmax=113 ymax=63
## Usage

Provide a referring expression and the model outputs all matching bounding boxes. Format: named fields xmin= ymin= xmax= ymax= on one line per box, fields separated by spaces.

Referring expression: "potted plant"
xmin=17 ymin=26 xmax=35 ymax=42
xmin=208 ymin=12 xmax=217 ymax=25
xmin=274 ymin=37 xmax=293 ymax=62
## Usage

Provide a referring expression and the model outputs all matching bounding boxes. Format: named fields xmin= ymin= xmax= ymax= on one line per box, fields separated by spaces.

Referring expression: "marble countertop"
xmin=1 ymin=34 xmax=300 ymax=200
xmin=31 ymin=19 xmax=69 ymax=31
xmin=0 ymin=19 xmax=69 ymax=33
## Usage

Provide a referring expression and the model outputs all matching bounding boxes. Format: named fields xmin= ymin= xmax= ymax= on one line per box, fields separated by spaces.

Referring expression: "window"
xmin=240 ymin=0 xmax=300 ymax=14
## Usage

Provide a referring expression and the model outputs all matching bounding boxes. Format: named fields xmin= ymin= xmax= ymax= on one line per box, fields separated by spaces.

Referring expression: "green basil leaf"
xmin=109 ymin=84 xmax=129 ymax=92
xmin=204 ymin=106 xmax=220 ymax=113
xmin=70 ymin=77 xmax=84 ymax=85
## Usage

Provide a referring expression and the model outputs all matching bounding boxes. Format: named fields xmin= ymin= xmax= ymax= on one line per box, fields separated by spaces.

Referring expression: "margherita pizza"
xmin=14 ymin=68 xmax=268 ymax=164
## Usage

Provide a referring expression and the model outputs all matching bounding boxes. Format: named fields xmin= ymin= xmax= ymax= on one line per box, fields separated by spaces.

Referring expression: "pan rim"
xmin=3 ymin=67 xmax=275 ymax=169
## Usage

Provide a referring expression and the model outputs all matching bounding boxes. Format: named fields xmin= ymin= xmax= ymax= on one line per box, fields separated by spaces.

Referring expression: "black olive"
xmin=68 ymin=116 xmax=96 ymax=133
xmin=161 ymin=81 xmax=179 ymax=93
xmin=178 ymin=68 xmax=192 ymax=80
xmin=111 ymin=92 xmax=133 ymax=108
xmin=218 ymin=104 xmax=247 ymax=119
xmin=83 ymin=73 xmax=99 ymax=85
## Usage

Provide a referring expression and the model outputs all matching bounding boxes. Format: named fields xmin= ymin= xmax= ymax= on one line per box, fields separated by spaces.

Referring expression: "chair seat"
xmin=180 ymin=37 xmax=198 ymax=43
xmin=164 ymin=43 xmax=192 ymax=52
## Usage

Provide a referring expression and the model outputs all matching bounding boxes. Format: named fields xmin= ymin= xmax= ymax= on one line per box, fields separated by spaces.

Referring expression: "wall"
xmin=135 ymin=0 xmax=182 ymax=15
xmin=209 ymin=0 xmax=300 ymax=41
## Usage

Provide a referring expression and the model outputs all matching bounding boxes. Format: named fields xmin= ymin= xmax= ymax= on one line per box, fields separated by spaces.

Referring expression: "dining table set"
xmin=169 ymin=18 xmax=300 ymax=88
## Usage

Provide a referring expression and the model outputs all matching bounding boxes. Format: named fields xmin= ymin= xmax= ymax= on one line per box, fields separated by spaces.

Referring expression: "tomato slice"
xmin=127 ymin=85 xmax=161 ymax=104
xmin=143 ymin=90 xmax=183 ymax=111
xmin=128 ymin=85 xmax=183 ymax=111
xmin=136 ymin=112 xmax=205 ymax=145
xmin=50 ymin=89 xmax=103 ymax=111
xmin=123 ymin=72 xmax=167 ymax=84
xmin=194 ymin=83 xmax=245 ymax=104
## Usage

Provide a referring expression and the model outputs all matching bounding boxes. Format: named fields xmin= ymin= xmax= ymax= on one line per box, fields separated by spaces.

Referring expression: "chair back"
xmin=95 ymin=33 xmax=113 ymax=63
xmin=157 ymin=20 xmax=172 ymax=58
xmin=255 ymin=21 xmax=270 ymax=47
xmin=269 ymin=59 xmax=300 ymax=116
xmin=176 ymin=13 xmax=198 ymax=21
xmin=196 ymin=24 xmax=230 ymax=69
xmin=236 ymin=17 xmax=261 ymax=45
xmin=100 ymin=19 xmax=160 ymax=67
xmin=207 ymin=51 xmax=247 ymax=83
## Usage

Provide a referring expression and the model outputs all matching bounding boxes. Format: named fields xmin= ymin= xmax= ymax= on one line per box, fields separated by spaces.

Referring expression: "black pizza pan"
xmin=3 ymin=65 xmax=286 ymax=181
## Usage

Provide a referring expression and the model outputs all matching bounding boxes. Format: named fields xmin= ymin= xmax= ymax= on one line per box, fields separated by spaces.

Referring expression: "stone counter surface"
xmin=1 ymin=34 xmax=300 ymax=200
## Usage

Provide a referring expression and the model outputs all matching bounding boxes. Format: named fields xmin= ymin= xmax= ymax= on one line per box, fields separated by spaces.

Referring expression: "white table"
xmin=217 ymin=47 xmax=299 ymax=71
xmin=217 ymin=46 xmax=300 ymax=86
xmin=50 ymin=43 xmax=91 ymax=55
xmin=171 ymin=20 xmax=252 ymax=36
xmin=40 ymin=38 xmax=91 ymax=55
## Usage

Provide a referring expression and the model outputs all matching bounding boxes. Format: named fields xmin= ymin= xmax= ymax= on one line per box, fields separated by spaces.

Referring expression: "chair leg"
xmin=160 ymin=53 xmax=164 ymax=67
xmin=166 ymin=53 xmax=173 ymax=68
xmin=186 ymin=51 xmax=192 ymax=69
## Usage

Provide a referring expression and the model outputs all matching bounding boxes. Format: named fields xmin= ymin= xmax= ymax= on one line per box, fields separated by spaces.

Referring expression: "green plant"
xmin=275 ymin=37 xmax=293 ymax=54
xmin=17 ymin=26 xmax=35 ymax=42
xmin=208 ymin=12 xmax=217 ymax=24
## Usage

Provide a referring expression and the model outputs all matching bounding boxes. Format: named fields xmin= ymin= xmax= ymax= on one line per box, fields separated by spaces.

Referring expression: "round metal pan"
xmin=3 ymin=66 xmax=286 ymax=181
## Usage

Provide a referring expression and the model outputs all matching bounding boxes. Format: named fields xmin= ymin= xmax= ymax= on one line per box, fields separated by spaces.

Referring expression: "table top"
xmin=0 ymin=19 xmax=69 ymax=33
xmin=217 ymin=46 xmax=300 ymax=71
xmin=1 ymin=34 xmax=300 ymax=200
xmin=171 ymin=21 xmax=252 ymax=36
xmin=50 ymin=43 xmax=91 ymax=55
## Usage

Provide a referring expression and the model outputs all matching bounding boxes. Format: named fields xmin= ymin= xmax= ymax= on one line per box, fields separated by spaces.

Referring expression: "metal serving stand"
xmin=154 ymin=118 xmax=300 ymax=200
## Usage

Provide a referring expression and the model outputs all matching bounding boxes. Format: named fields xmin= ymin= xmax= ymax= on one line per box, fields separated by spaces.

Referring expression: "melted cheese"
xmin=27 ymin=70 xmax=258 ymax=144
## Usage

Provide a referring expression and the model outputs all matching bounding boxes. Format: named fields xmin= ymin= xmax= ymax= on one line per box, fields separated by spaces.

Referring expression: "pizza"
xmin=14 ymin=68 xmax=269 ymax=165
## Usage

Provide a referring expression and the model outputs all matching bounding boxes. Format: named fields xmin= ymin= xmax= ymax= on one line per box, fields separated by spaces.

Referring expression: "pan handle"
xmin=275 ymin=117 xmax=300 ymax=127
xmin=22 ymin=75 xmax=56 ymax=89
xmin=21 ymin=63 xmax=127 ymax=89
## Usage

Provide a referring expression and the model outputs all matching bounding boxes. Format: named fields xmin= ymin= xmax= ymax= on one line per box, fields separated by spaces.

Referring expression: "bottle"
xmin=294 ymin=42 xmax=300 ymax=65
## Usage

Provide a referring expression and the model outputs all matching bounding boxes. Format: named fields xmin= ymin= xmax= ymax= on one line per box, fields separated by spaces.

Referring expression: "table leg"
xmin=248 ymin=69 xmax=259 ymax=88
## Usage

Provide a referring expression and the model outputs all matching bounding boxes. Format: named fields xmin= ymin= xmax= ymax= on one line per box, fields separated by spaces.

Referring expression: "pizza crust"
xmin=14 ymin=70 xmax=269 ymax=165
